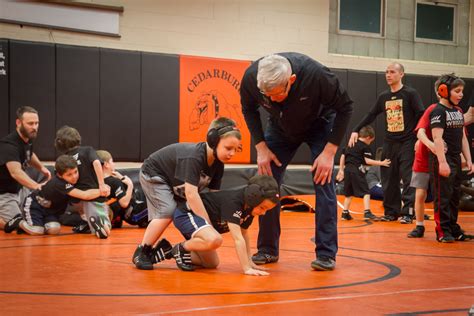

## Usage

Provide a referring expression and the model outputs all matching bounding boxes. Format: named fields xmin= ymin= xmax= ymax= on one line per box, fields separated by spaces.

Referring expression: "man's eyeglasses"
xmin=260 ymin=80 xmax=290 ymax=98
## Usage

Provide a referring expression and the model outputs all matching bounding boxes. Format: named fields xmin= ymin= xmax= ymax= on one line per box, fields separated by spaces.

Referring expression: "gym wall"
xmin=0 ymin=38 xmax=473 ymax=163
xmin=0 ymin=1 xmax=472 ymax=79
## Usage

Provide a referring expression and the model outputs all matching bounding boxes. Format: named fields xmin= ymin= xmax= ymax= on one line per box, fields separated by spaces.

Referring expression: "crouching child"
xmin=19 ymin=155 xmax=105 ymax=235
xmin=151 ymin=175 xmax=279 ymax=276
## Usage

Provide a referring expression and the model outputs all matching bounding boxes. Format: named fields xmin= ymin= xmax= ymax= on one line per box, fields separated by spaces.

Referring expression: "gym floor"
xmin=1 ymin=196 xmax=473 ymax=315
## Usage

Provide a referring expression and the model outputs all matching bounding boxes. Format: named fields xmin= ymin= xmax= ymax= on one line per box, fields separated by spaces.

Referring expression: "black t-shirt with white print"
xmin=342 ymin=140 xmax=373 ymax=173
xmin=30 ymin=175 xmax=75 ymax=214
xmin=66 ymin=146 xmax=104 ymax=202
xmin=353 ymin=86 xmax=424 ymax=142
xmin=199 ymin=188 xmax=254 ymax=233
xmin=0 ymin=131 xmax=33 ymax=194
xmin=141 ymin=142 xmax=224 ymax=200
xmin=430 ymin=103 xmax=464 ymax=156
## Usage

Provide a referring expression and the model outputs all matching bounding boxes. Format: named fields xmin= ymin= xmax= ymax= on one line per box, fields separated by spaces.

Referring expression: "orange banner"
xmin=179 ymin=55 xmax=251 ymax=163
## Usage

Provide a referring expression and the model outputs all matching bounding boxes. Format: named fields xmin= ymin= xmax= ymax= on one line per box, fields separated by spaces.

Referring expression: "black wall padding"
xmin=9 ymin=40 xmax=56 ymax=160
xmin=0 ymin=40 xmax=9 ymax=138
xmin=404 ymin=73 xmax=434 ymax=107
xmin=429 ymin=76 xmax=439 ymax=106
xmin=140 ymin=52 xmax=179 ymax=160
xmin=56 ymin=45 xmax=100 ymax=152
xmin=249 ymin=107 xmax=270 ymax=164
xmin=346 ymin=70 xmax=378 ymax=153
xmin=374 ymin=73 xmax=388 ymax=150
xmin=331 ymin=68 xmax=349 ymax=162
xmin=99 ymin=48 xmax=141 ymax=161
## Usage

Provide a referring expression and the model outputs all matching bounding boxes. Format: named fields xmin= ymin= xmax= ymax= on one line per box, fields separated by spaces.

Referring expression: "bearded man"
xmin=0 ymin=106 xmax=51 ymax=232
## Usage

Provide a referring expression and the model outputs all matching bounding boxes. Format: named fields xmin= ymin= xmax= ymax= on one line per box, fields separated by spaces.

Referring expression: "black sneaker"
xmin=132 ymin=244 xmax=154 ymax=270
xmin=4 ymin=214 xmax=22 ymax=233
xmin=151 ymin=238 xmax=173 ymax=263
xmin=380 ymin=215 xmax=397 ymax=222
xmin=311 ymin=257 xmax=336 ymax=271
xmin=454 ymin=233 xmax=474 ymax=241
xmin=89 ymin=216 xmax=108 ymax=239
xmin=407 ymin=225 xmax=425 ymax=238
xmin=72 ymin=220 xmax=91 ymax=234
xmin=399 ymin=215 xmax=413 ymax=224
xmin=341 ymin=210 xmax=353 ymax=221
xmin=438 ymin=235 xmax=455 ymax=243
xmin=251 ymin=252 xmax=279 ymax=265
xmin=172 ymin=243 xmax=194 ymax=271
xmin=364 ymin=210 xmax=380 ymax=221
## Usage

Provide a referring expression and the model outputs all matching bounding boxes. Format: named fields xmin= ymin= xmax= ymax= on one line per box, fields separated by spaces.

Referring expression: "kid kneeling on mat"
xmin=18 ymin=155 xmax=106 ymax=235
xmin=166 ymin=175 xmax=279 ymax=276
xmin=96 ymin=150 xmax=148 ymax=229
xmin=55 ymin=126 xmax=111 ymax=239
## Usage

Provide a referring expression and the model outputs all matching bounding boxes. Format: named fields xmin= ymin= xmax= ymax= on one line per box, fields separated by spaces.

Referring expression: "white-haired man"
xmin=240 ymin=53 xmax=353 ymax=271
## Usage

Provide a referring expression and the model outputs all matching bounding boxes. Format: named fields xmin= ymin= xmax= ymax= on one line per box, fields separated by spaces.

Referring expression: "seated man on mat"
xmin=153 ymin=175 xmax=279 ymax=276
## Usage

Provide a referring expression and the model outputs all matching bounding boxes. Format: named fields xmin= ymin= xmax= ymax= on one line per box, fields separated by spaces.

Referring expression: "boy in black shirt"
xmin=96 ymin=150 xmax=148 ymax=228
xmin=133 ymin=117 xmax=242 ymax=270
xmin=55 ymin=126 xmax=111 ymax=239
xmin=169 ymin=175 xmax=279 ymax=275
xmin=337 ymin=126 xmax=390 ymax=220
xmin=18 ymin=155 xmax=104 ymax=235
xmin=430 ymin=74 xmax=474 ymax=243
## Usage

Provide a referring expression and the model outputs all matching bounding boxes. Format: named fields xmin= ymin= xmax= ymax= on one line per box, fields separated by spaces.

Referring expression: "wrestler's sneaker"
xmin=407 ymin=225 xmax=425 ymax=238
xmin=133 ymin=244 xmax=154 ymax=270
xmin=72 ymin=220 xmax=91 ymax=234
xmin=341 ymin=210 xmax=353 ymax=221
xmin=4 ymin=214 xmax=22 ymax=233
xmin=151 ymin=238 xmax=173 ymax=263
xmin=89 ymin=216 xmax=108 ymax=239
xmin=172 ymin=243 xmax=194 ymax=271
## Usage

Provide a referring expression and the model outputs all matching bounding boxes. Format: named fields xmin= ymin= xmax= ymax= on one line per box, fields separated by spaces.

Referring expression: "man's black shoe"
xmin=4 ymin=214 xmax=22 ymax=233
xmin=399 ymin=215 xmax=413 ymax=224
xmin=151 ymin=238 xmax=173 ymax=263
xmin=364 ymin=210 xmax=380 ymax=221
xmin=438 ymin=235 xmax=455 ymax=243
xmin=380 ymin=215 xmax=397 ymax=222
xmin=454 ymin=233 xmax=474 ymax=241
xmin=251 ymin=252 xmax=279 ymax=265
xmin=132 ymin=244 xmax=154 ymax=270
xmin=172 ymin=243 xmax=194 ymax=271
xmin=311 ymin=257 xmax=336 ymax=271
xmin=407 ymin=225 xmax=425 ymax=238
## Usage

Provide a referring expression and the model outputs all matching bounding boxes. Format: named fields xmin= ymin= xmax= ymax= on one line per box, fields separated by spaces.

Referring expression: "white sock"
xmin=416 ymin=221 xmax=424 ymax=226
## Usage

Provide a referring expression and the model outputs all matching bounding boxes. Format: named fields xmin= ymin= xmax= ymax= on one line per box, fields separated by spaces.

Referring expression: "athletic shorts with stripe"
xmin=173 ymin=207 xmax=212 ymax=240
xmin=22 ymin=195 xmax=61 ymax=227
